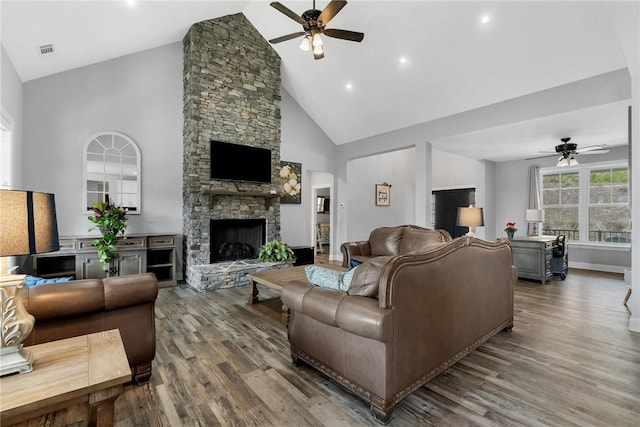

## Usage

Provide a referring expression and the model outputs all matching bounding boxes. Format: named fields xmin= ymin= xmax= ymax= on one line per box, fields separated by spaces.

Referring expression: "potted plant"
xmin=88 ymin=201 xmax=128 ymax=274
xmin=258 ymin=240 xmax=296 ymax=263
xmin=504 ymin=222 xmax=518 ymax=240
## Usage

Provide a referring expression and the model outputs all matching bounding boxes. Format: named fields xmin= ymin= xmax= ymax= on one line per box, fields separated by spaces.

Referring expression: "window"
xmin=588 ymin=167 xmax=630 ymax=243
xmin=541 ymin=162 xmax=630 ymax=244
xmin=542 ymin=171 xmax=579 ymax=240
xmin=83 ymin=131 xmax=140 ymax=213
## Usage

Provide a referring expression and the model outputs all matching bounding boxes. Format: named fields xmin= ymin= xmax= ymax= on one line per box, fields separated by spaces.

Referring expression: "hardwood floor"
xmin=34 ymin=269 xmax=640 ymax=426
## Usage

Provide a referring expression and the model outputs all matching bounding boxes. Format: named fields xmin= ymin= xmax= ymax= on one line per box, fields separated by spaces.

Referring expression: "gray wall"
xmin=23 ymin=43 xmax=184 ymax=238
xmin=1 ymin=45 xmax=24 ymax=189
xmin=346 ymin=148 xmax=416 ymax=241
xmin=280 ymin=89 xmax=337 ymax=247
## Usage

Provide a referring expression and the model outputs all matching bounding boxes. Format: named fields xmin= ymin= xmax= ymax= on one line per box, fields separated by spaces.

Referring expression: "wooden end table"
xmin=0 ymin=329 xmax=131 ymax=426
xmin=247 ymin=264 xmax=347 ymax=324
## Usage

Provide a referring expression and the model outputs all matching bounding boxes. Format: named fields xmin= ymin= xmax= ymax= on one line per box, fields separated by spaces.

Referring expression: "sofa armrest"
xmin=336 ymin=296 xmax=393 ymax=342
xmin=340 ymin=241 xmax=372 ymax=267
xmin=282 ymin=280 xmax=392 ymax=343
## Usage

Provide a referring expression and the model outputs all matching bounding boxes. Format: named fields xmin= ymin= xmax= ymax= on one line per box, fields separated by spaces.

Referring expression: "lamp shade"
xmin=457 ymin=207 xmax=484 ymax=227
xmin=525 ymin=209 xmax=545 ymax=222
xmin=0 ymin=189 xmax=60 ymax=256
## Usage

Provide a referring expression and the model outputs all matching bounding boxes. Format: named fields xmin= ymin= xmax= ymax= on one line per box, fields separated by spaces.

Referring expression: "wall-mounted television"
xmin=210 ymin=140 xmax=272 ymax=183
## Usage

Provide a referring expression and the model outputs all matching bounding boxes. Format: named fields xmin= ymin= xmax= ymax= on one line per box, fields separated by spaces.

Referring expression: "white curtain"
xmin=528 ymin=165 xmax=541 ymax=209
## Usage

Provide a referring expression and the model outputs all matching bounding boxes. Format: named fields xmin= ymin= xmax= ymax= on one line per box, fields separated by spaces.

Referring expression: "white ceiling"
xmin=1 ymin=0 xmax=636 ymax=162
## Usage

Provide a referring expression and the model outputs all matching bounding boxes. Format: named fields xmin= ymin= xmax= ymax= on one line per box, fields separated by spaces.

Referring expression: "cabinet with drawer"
xmin=510 ymin=236 xmax=556 ymax=283
xmin=31 ymin=234 xmax=177 ymax=285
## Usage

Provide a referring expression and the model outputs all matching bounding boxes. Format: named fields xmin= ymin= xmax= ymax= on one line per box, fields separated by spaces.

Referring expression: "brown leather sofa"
xmin=21 ymin=273 xmax=158 ymax=384
xmin=282 ymin=237 xmax=516 ymax=424
xmin=340 ymin=224 xmax=452 ymax=268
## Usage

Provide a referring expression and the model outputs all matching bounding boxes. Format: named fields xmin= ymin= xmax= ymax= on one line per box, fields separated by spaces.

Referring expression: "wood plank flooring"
xmin=33 ymin=269 xmax=640 ymax=426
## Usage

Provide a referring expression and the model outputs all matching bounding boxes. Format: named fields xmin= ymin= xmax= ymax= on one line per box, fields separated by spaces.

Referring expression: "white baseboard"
xmin=568 ymin=262 xmax=628 ymax=274
xmin=628 ymin=315 xmax=640 ymax=333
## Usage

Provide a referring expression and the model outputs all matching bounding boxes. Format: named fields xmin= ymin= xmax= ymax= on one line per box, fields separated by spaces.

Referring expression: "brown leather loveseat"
xmin=21 ymin=273 xmax=159 ymax=384
xmin=282 ymin=237 xmax=516 ymax=424
xmin=340 ymin=224 xmax=452 ymax=268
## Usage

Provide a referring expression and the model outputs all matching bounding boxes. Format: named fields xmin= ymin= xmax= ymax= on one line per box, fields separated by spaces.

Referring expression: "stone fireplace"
xmin=182 ymin=14 xmax=282 ymax=290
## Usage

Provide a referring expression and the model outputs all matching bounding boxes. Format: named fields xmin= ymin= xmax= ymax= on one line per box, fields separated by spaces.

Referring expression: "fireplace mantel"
xmin=202 ymin=189 xmax=279 ymax=209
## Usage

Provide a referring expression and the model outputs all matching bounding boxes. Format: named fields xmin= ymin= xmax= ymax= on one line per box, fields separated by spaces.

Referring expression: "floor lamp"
xmin=0 ymin=189 xmax=59 ymax=376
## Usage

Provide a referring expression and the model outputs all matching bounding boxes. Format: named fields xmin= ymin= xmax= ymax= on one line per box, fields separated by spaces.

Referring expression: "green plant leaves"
xmin=258 ymin=240 xmax=296 ymax=262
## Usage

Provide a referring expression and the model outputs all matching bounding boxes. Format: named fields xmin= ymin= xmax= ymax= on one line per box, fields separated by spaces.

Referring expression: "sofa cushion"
xmin=25 ymin=279 xmax=105 ymax=320
xmin=398 ymin=227 xmax=445 ymax=254
xmin=304 ymin=266 xmax=355 ymax=293
xmin=368 ymin=227 xmax=403 ymax=256
xmin=348 ymin=256 xmax=392 ymax=297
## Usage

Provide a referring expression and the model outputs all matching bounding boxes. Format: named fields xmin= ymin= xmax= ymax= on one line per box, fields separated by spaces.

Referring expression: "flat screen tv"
xmin=210 ymin=141 xmax=272 ymax=183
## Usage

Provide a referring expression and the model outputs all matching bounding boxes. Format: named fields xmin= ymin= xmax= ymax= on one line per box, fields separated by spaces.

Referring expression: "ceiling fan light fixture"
xmin=569 ymin=156 xmax=579 ymax=167
xmin=313 ymin=44 xmax=324 ymax=56
xmin=312 ymin=32 xmax=323 ymax=47
xmin=557 ymin=157 xmax=569 ymax=167
xmin=300 ymin=35 xmax=310 ymax=51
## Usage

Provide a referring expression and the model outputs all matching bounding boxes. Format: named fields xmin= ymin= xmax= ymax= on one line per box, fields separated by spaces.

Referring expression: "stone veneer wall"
xmin=183 ymin=13 xmax=282 ymax=287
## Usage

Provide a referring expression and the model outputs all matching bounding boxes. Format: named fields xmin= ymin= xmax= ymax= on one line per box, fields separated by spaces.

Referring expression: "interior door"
xmin=433 ymin=188 xmax=475 ymax=238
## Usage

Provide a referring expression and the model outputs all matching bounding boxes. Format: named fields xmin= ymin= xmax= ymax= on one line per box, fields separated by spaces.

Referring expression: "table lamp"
xmin=457 ymin=206 xmax=484 ymax=238
xmin=525 ymin=209 xmax=545 ymax=237
xmin=0 ymin=189 xmax=59 ymax=376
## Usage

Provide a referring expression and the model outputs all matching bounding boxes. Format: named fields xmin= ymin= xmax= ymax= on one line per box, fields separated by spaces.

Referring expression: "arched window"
xmin=83 ymin=131 xmax=140 ymax=213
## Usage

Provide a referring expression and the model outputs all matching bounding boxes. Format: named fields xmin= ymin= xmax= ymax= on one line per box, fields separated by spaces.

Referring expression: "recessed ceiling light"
xmin=481 ymin=15 xmax=491 ymax=24
xmin=125 ymin=0 xmax=137 ymax=7
xmin=345 ymin=82 xmax=353 ymax=91
xmin=399 ymin=56 xmax=408 ymax=65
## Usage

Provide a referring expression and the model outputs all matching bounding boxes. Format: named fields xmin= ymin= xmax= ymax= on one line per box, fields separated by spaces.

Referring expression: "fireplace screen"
xmin=210 ymin=219 xmax=266 ymax=263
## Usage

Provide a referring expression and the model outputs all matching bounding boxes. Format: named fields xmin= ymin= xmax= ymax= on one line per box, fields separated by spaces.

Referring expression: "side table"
xmin=0 ymin=330 xmax=131 ymax=426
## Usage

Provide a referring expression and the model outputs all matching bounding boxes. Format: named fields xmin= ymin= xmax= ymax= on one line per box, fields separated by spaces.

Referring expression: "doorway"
xmin=433 ymin=188 xmax=476 ymax=238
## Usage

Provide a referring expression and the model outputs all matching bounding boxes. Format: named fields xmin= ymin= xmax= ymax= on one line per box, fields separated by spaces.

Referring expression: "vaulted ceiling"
xmin=1 ymin=1 xmax=637 ymax=162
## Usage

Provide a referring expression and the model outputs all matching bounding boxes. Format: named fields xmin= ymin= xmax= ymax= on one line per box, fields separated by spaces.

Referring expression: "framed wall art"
xmin=375 ymin=183 xmax=391 ymax=206
xmin=279 ymin=161 xmax=302 ymax=204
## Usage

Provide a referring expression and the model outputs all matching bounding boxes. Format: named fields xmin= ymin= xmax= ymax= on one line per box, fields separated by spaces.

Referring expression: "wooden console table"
xmin=0 ymin=330 xmax=131 ymax=426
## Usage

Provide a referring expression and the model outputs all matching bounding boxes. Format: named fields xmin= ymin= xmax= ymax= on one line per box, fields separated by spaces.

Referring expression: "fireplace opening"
xmin=210 ymin=219 xmax=266 ymax=263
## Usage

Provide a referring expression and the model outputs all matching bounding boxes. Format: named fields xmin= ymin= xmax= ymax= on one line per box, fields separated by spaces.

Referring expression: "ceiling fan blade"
xmin=526 ymin=153 xmax=557 ymax=161
xmin=575 ymin=144 xmax=607 ymax=153
xmin=578 ymin=149 xmax=610 ymax=155
xmin=323 ymin=28 xmax=364 ymax=42
xmin=270 ymin=2 xmax=307 ymax=26
xmin=318 ymin=0 xmax=347 ymax=26
xmin=269 ymin=31 xmax=306 ymax=44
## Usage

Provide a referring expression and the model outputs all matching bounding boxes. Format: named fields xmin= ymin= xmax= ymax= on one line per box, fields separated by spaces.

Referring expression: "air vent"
xmin=39 ymin=44 xmax=54 ymax=55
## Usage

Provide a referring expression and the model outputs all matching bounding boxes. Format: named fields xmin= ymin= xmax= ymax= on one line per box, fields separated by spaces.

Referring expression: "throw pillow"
xmin=349 ymin=258 xmax=363 ymax=269
xmin=398 ymin=227 xmax=444 ymax=254
xmin=348 ymin=256 xmax=392 ymax=298
xmin=304 ymin=266 xmax=355 ymax=292
xmin=23 ymin=275 xmax=73 ymax=286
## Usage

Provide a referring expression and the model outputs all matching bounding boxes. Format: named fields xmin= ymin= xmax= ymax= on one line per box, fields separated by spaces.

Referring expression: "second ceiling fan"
xmin=268 ymin=0 xmax=364 ymax=60
xmin=537 ymin=137 xmax=609 ymax=167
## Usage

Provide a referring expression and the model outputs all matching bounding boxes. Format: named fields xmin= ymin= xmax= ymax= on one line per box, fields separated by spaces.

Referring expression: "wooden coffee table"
xmin=0 ymin=329 xmax=131 ymax=426
xmin=247 ymin=264 xmax=347 ymax=323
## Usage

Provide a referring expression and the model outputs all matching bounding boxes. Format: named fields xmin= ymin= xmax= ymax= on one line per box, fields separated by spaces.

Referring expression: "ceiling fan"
xmin=268 ymin=0 xmax=364 ymax=60
xmin=534 ymin=137 xmax=609 ymax=167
